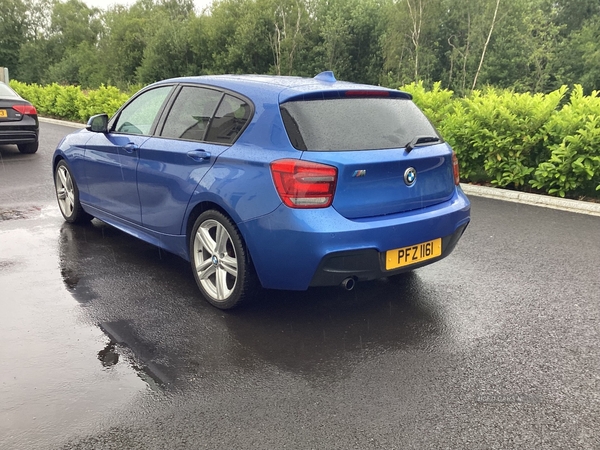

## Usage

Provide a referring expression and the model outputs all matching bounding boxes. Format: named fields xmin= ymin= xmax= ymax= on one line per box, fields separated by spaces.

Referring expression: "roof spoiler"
xmin=314 ymin=71 xmax=336 ymax=83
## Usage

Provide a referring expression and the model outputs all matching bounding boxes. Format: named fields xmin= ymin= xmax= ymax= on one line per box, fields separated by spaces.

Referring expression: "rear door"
xmin=137 ymin=86 xmax=253 ymax=234
xmin=280 ymin=95 xmax=455 ymax=219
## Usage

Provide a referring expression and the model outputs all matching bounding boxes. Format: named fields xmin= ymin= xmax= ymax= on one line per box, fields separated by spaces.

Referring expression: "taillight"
xmin=452 ymin=152 xmax=460 ymax=185
xmin=271 ymin=159 xmax=337 ymax=208
xmin=12 ymin=104 xmax=37 ymax=115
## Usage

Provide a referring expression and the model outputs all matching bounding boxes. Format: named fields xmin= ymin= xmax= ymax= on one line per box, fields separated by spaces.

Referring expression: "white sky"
xmin=83 ymin=0 xmax=214 ymax=14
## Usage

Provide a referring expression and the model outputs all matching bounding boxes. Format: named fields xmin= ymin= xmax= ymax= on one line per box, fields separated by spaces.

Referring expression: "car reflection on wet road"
xmin=0 ymin=211 xmax=148 ymax=449
xmin=56 ymin=216 xmax=454 ymax=386
xmin=1 ymin=123 xmax=600 ymax=449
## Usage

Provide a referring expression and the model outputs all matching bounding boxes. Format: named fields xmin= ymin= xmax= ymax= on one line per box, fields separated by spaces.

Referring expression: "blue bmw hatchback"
xmin=53 ymin=72 xmax=470 ymax=309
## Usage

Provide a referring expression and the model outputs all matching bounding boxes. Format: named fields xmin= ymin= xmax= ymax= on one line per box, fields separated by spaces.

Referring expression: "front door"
xmin=84 ymin=85 xmax=174 ymax=224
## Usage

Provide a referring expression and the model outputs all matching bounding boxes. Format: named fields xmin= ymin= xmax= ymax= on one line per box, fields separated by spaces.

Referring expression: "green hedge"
xmin=402 ymin=82 xmax=600 ymax=198
xmin=9 ymin=80 xmax=130 ymax=123
xmin=9 ymin=80 xmax=600 ymax=199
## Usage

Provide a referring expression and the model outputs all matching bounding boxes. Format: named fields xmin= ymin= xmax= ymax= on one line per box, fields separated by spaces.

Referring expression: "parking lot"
xmin=1 ymin=121 xmax=599 ymax=449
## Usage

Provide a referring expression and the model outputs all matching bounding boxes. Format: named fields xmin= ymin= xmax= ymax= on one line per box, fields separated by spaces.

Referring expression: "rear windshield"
xmin=280 ymin=97 xmax=439 ymax=151
xmin=0 ymin=82 xmax=19 ymax=99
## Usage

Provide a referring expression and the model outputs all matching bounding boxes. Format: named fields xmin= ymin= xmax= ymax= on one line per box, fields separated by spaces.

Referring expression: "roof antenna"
xmin=314 ymin=71 xmax=336 ymax=83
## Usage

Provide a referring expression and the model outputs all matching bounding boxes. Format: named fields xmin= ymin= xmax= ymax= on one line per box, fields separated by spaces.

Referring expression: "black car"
xmin=0 ymin=81 xmax=39 ymax=154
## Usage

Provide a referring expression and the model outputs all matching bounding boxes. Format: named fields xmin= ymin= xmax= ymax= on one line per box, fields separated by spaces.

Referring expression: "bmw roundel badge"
xmin=404 ymin=167 xmax=417 ymax=186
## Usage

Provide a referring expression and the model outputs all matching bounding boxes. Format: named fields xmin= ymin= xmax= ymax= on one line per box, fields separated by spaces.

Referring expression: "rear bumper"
xmin=309 ymin=222 xmax=468 ymax=287
xmin=0 ymin=130 xmax=38 ymax=145
xmin=0 ymin=117 xmax=39 ymax=145
xmin=241 ymin=187 xmax=471 ymax=290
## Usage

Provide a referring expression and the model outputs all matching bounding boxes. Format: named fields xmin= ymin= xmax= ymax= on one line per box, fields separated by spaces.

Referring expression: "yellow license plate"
xmin=385 ymin=238 xmax=442 ymax=270
xmin=0 ymin=110 xmax=7 ymax=118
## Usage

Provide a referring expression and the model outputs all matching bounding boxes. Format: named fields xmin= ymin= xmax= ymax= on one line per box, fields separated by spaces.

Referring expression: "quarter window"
xmin=205 ymin=94 xmax=251 ymax=145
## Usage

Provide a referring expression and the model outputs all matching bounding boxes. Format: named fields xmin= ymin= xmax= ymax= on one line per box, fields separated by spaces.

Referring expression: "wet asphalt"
xmin=0 ymin=122 xmax=599 ymax=449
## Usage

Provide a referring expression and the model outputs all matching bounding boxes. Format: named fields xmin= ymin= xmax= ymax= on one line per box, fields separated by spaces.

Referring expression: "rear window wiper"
xmin=405 ymin=136 xmax=441 ymax=153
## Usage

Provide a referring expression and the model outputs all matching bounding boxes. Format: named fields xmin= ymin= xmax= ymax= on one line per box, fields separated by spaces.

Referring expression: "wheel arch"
xmin=185 ymin=200 xmax=260 ymax=270
xmin=185 ymin=201 xmax=254 ymax=263
xmin=186 ymin=201 xmax=229 ymax=246
xmin=52 ymin=153 xmax=66 ymax=175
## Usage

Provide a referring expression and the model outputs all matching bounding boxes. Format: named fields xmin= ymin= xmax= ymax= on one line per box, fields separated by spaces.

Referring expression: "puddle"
xmin=0 ymin=259 xmax=19 ymax=271
xmin=0 ymin=219 xmax=152 ymax=449
xmin=99 ymin=321 xmax=172 ymax=389
xmin=98 ymin=341 xmax=120 ymax=367
xmin=0 ymin=205 xmax=43 ymax=221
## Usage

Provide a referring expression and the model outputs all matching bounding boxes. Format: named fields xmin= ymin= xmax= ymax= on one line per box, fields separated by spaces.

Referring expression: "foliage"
xmin=0 ymin=0 xmax=28 ymax=74
xmin=555 ymin=18 xmax=600 ymax=95
xmin=9 ymin=80 xmax=130 ymax=122
xmin=2 ymin=0 xmax=599 ymax=97
xmin=405 ymin=83 xmax=598 ymax=198
xmin=447 ymin=87 xmax=566 ymax=187
xmin=400 ymin=81 xmax=455 ymax=128
xmin=76 ymin=85 xmax=130 ymax=120
xmin=530 ymin=86 xmax=600 ymax=197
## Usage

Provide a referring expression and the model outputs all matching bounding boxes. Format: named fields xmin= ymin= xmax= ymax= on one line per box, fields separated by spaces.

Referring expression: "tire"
xmin=54 ymin=160 xmax=93 ymax=224
xmin=190 ymin=210 xmax=258 ymax=309
xmin=18 ymin=141 xmax=38 ymax=154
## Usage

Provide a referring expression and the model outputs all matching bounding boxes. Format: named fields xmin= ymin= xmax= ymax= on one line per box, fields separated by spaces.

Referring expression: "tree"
xmin=0 ymin=0 xmax=28 ymax=74
xmin=49 ymin=0 xmax=101 ymax=50
xmin=313 ymin=0 xmax=388 ymax=84
xmin=555 ymin=16 xmax=600 ymax=93
xmin=270 ymin=0 xmax=306 ymax=75
xmin=33 ymin=0 xmax=104 ymax=86
xmin=14 ymin=0 xmax=54 ymax=83
xmin=436 ymin=0 xmax=509 ymax=94
xmin=383 ymin=0 xmax=441 ymax=87
xmin=471 ymin=0 xmax=500 ymax=90
xmin=95 ymin=3 xmax=154 ymax=87
xmin=7 ymin=0 xmax=600 ymax=95
xmin=554 ymin=0 xmax=600 ymax=35
xmin=136 ymin=18 xmax=196 ymax=83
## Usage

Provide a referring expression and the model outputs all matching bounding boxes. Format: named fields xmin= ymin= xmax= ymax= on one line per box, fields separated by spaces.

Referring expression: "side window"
xmin=114 ymin=86 xmax=172 ymax=135
xmin=161 ymin=87 xmax=222 ymax=141
xmin=205 ymin=94 xmax=251 ymax=145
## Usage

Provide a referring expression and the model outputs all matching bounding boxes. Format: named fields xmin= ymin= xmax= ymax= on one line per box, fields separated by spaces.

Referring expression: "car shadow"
xmin=0 ymin=143 xmax=20 ymax=154
xmin=221 ymin=274 xmax=449 ymax=379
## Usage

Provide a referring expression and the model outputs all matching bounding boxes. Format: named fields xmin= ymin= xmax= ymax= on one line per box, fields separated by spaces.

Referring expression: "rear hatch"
xmin=280 ymin=93 xmax=455 ymax=219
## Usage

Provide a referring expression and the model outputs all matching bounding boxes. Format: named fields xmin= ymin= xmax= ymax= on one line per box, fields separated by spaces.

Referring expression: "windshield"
xmin=280 ymin=97 xmax=439 ymax=151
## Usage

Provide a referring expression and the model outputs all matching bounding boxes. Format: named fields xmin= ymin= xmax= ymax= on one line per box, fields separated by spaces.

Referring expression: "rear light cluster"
xmin=271 ymin=159 xmax=337 ymax=208
xmin=452 ymin=151 xmax=460 ymax=185
xmin=12 ymin=104 xmax=37 ymax=115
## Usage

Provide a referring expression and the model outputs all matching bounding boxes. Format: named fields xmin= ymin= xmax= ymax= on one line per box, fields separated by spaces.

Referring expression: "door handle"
xmin=123 ymin=142 xmax=138 ymax=153
xmin=187 ymin=150 xmax=211 ymax=162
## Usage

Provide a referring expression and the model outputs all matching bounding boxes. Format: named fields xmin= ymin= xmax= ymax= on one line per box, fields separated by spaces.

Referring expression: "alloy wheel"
xmin=193 ymin=219 xmax=239 ymax=302
xmin=56 ymin=165 xmax=75 ymax=219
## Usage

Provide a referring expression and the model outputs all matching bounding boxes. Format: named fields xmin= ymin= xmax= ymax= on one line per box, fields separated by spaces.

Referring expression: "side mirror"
xmin=86 ymin=114 xmax=109 ymax=133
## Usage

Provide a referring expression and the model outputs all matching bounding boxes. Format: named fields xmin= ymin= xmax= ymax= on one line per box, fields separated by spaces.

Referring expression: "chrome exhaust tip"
xmin=340 ymin=277 xmax=356 ymax=291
